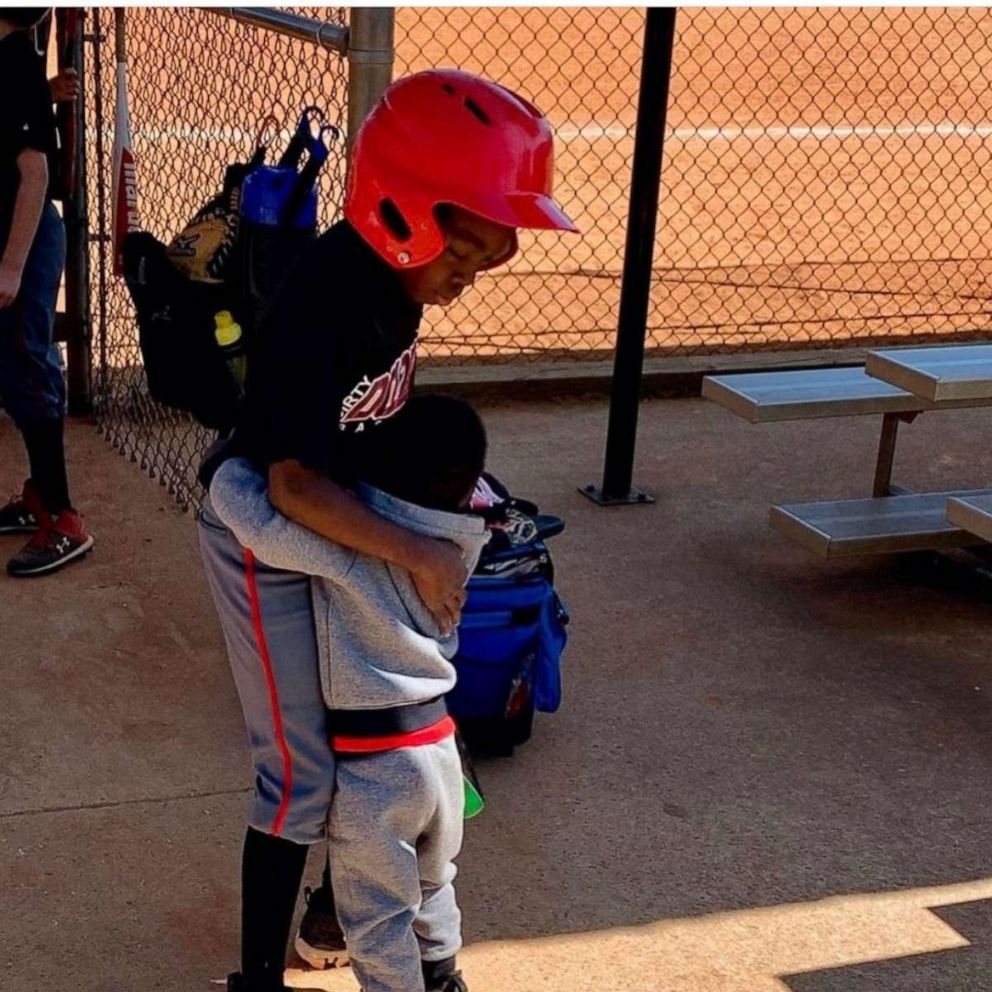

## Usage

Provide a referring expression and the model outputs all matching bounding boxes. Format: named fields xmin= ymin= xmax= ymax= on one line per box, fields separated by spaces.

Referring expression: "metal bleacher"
xmin=771 ymin=489 xmax=992 ymax=559
xmin=704 ymin=348 xmax=992 ymax=561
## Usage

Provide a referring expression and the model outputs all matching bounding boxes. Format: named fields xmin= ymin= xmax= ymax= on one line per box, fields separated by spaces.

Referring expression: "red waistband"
xmin=332 ymin=715 xmax=456 ymax=754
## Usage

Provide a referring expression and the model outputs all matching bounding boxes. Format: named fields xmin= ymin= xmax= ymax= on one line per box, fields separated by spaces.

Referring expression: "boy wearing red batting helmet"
xmin=198 ymin=69 xmax=576 ymax=992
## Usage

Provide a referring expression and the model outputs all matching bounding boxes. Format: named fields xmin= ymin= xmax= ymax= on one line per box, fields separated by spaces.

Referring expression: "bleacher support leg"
xmin=873 ymin=413 xmax=900 ymax=497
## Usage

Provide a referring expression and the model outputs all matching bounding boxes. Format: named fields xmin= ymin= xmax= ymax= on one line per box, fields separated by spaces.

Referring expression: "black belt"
xmin=327 ymin=697 xmax=448 ymax=738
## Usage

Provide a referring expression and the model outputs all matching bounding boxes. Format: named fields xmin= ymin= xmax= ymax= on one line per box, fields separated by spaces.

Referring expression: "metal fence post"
xmin=60 ymin=8 xmax=92 ymax=415
xmin=347 ymin=8 xmax=395 ymax=153
xmin=581 ymin=7 xmax=677 ymax=507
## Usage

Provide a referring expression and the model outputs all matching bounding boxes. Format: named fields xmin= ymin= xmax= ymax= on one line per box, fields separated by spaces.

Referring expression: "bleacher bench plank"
xmin=946 ymin=494 xmax=992 ymax=543
xmin=866 ymin=344 xmax=992 ymax=403
xmin=702 ymin=366 xmax=989 ymax=423
xmin=702 ymin=367 xmax=923 ymax=423
xmin=770 ymin=488 xmax=992 ymax=559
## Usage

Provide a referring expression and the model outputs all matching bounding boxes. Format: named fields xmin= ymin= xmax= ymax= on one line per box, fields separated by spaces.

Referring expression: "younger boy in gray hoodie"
xmin=209 ymin=396 xmax=489 ymax=992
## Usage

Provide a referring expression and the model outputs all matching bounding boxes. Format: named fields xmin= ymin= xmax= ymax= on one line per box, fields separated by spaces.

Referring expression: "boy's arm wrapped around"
xmin=209 ymin=456 xmax=354 ymax=580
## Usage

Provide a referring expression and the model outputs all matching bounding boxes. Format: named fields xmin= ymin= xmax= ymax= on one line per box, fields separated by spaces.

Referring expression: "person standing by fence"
xmin=0 ymin=6 xmax=93 ymax=576
xmin=197 ymin=70 xmax=577 ymax=992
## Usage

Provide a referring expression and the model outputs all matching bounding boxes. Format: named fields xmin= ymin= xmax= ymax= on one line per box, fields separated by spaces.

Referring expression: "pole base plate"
xmin=579 ymin=484 xmax=656 ymax=507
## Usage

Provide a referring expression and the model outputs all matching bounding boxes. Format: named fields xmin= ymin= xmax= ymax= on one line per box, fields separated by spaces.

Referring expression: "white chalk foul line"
xmin=123 ymin=120 xmax=992 ymax=145
xmin=558 ymin=121 xmax=992 ymax=142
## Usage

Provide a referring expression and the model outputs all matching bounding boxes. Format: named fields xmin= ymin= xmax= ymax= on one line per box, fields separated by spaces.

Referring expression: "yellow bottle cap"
xmin=214 ymin=310 xmax=242 ymax=347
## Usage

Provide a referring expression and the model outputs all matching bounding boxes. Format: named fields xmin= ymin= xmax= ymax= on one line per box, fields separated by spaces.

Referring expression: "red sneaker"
xmin=0 ymin=481 xmax=47 ymax=534
xmin=7 ymin=508 xmax=94 ymax=577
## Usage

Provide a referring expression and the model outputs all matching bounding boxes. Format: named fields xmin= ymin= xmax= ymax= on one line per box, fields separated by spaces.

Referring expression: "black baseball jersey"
xmin=0 ymin=29 xmax=57 ymax=245
xmin=234 ymin=219 xmax=423 ymax=486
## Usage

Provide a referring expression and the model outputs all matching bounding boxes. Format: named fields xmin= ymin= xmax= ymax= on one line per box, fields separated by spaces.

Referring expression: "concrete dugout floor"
xmin=3 ymin=396 xmax=992 ymax=991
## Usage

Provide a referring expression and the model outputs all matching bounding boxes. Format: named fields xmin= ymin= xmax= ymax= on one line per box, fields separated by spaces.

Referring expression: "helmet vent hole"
xmin=463 ymin=98 xmax=491 ymax=126
xmin=379 ymin=199 xmax=412 ymax=242
xmin=441 ymin=83 xmax=456 ymax=96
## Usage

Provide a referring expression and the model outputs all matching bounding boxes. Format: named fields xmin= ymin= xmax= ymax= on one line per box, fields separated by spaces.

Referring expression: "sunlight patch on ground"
xmin=285 ymin=877 xmax=992 ymax=992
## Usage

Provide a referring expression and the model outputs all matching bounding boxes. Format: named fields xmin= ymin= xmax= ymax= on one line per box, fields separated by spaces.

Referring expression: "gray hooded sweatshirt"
xmin=209 ymin=457 xmax=488 ymax=711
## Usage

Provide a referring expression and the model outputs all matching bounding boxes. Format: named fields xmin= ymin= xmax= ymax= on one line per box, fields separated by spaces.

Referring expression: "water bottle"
xmin=213 ymin=310 xmax=246 ymax=389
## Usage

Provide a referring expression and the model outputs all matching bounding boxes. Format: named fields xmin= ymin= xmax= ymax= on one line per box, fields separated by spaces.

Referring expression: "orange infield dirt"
xmin=89 ymin=7 xmax=992 ymax=366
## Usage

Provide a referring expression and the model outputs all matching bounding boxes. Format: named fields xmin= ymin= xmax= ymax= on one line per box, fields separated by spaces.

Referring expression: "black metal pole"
xmin=582 ymin=7 xmax=676 ymax=506
xmin=91 ymin=12 xmax=109 ymax=409
xmin=60 ymin=9 xmax=92 ymax=415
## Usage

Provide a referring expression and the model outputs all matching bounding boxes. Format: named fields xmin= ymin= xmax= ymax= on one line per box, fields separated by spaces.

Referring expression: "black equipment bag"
xmin=122 ymin=231 xmax=242 ymax=432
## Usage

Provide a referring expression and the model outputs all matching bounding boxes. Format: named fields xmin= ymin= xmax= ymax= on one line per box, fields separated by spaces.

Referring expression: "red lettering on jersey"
xmin=340 ymin=344 xmax=417 ymax=428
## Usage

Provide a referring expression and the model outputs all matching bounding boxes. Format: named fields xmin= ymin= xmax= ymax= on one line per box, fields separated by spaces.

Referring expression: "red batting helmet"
xmin=344 ymin=69 xmax=578 ymax=270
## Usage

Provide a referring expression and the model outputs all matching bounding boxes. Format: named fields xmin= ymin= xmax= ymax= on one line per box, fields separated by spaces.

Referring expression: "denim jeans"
xmin=0 ymin=201 xmax=67 ymax=426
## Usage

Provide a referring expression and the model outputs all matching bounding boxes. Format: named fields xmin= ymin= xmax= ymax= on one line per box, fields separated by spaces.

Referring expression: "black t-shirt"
xmin=234 ymin=220 xmax=423 ymax=486
xmin=0 ymin=30 xmax=57 ymax=240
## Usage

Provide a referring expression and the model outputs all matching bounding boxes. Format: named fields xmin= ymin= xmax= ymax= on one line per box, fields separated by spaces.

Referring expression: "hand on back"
xmin=411 ymin=538 xmax=468 ymax=637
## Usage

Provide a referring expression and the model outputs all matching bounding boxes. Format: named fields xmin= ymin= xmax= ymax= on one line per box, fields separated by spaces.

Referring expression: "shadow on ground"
xmin=785 ymin=898 xmax=992 ymax=992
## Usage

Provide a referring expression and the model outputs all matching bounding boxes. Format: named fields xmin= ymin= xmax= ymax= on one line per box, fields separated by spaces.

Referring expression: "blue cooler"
xmin=448 ymin=518 xmax=569 ymax=756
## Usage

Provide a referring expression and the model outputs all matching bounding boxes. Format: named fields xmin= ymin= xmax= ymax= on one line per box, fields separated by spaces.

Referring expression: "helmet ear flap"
xmin=374 ymin=191 xmax=446 ymax=267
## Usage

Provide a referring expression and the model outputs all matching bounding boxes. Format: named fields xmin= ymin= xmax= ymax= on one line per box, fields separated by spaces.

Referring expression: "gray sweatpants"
xmin=198 ymin=494 xmax=336 ymax=844
xmin=329 ymin=735 xmax=465 ymax=992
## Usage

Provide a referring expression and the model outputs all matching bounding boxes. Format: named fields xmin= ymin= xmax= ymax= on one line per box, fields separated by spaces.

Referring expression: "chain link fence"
xmin=85 ymin=7 xmax=992 ymax=509
xmin=398 ymin=6 xmax=992 ymax=363
xmin=86 ymin=7 xmax=349 ymax=509
xmin=655 ymin=7 xmax=992 ymax=355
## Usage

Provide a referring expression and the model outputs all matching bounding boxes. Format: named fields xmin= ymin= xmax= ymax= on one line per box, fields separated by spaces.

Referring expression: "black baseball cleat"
xmin=225 ymin=973 xmax=291 ymax=992
xmin=427 ymin=971 xmax=468 ymax=992
xmin=294 ymin=883 xmax=349 ymax=969
xmin=0 ymin=482 xmax=44 ymax=534
xmin=423 ymin=957 xmax=468 ymax=992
